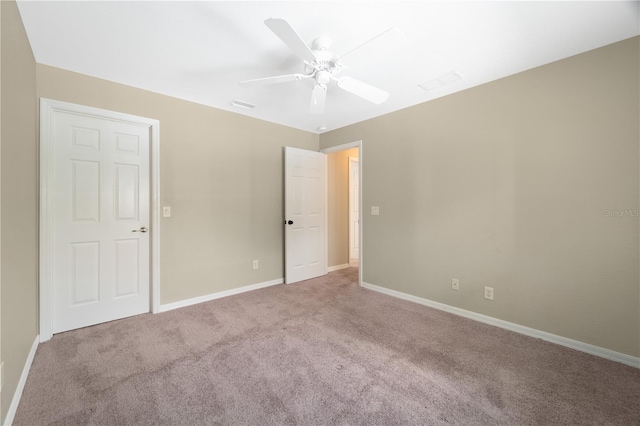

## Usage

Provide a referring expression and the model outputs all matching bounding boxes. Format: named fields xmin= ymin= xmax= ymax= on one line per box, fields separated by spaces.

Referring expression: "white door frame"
xmin=348 ymin=156 xmax=359 ymax=264
xmin=320 ymin=140 xmax=363 ymax=287
xmin=39 ymin=98 xmax=161 ymax=342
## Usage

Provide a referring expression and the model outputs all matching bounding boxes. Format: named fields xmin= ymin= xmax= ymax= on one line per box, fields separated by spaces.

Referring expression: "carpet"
xmin=14 ymin=268 xmax=640 ymax=425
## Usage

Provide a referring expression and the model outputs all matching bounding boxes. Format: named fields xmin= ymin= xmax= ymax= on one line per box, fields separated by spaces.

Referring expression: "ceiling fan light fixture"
xmin=231 ymin=100 xmax=256 ymax=110
xmin=316 ymin=70 xmax=332 ymax=85
xmin=241 ymin=18 xmax=397 ymax=114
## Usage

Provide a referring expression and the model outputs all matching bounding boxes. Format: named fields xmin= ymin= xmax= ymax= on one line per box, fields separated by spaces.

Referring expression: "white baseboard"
xmin=4 ymin=335 xmax=39 ymax=426
xmin=327 ymin=264 xmax=350 ymax=272
xmin=158 ymin=278 xmax=283 ymax=313
xmin=361 ymin=282 xmax=640 ymax=369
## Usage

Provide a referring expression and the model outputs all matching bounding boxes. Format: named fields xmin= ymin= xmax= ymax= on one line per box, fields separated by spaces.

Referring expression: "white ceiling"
xmin=17 ymin=1 xmax=640 ymax=134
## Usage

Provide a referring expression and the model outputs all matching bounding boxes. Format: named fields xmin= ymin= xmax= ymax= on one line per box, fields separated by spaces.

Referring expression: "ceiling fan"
xmin=239 ymin=18 xmax=400 ymax=114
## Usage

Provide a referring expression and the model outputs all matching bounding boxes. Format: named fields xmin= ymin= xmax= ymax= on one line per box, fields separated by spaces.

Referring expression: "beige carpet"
xmin=14 ymin=268 xmax=640 ymax=425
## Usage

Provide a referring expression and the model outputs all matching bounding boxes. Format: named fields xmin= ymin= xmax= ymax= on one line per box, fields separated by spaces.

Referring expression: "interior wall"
xmin=37 ymin=65 xmax=319 ymax=305
xmin=320 ymin=37 xmax=640 ymax=358
xmin=1 ymin=0 xmax=38 ymax=421
xmin=327 ymin=147 xmax=358 ymax=268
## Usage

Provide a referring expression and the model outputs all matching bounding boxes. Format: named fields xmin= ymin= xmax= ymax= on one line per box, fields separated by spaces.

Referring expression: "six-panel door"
xmin=284 ymin=147 xmax=327 ymax=284
xmin=52 ymin=111 xmax=150 ymax=333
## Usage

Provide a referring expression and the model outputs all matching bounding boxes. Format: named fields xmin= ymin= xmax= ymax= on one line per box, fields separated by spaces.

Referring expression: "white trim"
xmin=158 ymin=278 xmax=283 ymax=313
xmin=322 ymin=149 xmax=329 ymax=281
xmin=327 ymin=263 xmax=350 ymax=272
xmin=150 ymin=116 xmax=161 ymax=314
xmin=320 ymin=141 xmax=360 ymax=154
xmin=320 ymin=140 xmax=363 ymax=288
xmin=39 ymin=98 xmax=161 ymax=341
xmin=357 ymin=141 xmax=362 ymax=288
xmin=324 ymin=153 xmax=329 ymax=277
xmin=362 ymin=281 xmax=640 ymax=369
xmin=4 ymin=335 xmax=39 ymax=426
xmin=348 ymin=156 xmax=359 ymax=262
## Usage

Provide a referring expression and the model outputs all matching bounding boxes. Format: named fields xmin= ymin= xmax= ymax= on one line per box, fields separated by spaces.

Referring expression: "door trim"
xmin=320 ymin=140 xmax=363 ymax=287
xmin=39 ymin=98 xmax=161 ymax=341
xmin=348 ymin=156 xmax=359 ymax=264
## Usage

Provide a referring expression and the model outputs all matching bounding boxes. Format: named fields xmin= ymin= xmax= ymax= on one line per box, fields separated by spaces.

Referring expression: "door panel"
xmin=70 ymin=241 xmax=100 ymax=305
xmin=285 ymin=147 xmax=326 ymax=284
xmin=52 ymin=111 xmax=150 ymax=334
xmin=72 ymin=160 xmax=100 ymax=221
xmin=114 ymin=239 xmax=140 ymax=298
xmin=115 ymin=164 xmax=140 ymax=220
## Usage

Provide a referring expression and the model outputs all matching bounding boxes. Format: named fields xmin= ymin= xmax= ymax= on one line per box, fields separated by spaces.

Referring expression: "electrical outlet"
xmin=162 ymin=206 xmax=171 ymax=217
xmin=1 ymin=361 xmax=4 ymax=391
xmin=484 ymin=286 xmax=494 ymax=300
xmin=451 ymin=278 xmax=459 ymax=291
xmin=371 ymin=206 xmax=380 ymax=216
xmin=253 ymin=260 xmax=259 ymax=270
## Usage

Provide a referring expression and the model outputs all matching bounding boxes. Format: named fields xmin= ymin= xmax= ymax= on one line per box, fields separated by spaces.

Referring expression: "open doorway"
xmin=321 ymin=141 xmax=362 ymax=286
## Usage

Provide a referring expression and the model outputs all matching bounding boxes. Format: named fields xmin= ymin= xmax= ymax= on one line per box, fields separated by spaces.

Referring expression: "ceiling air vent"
xmin=231 ymin=100 xmax=255 ymax=110
xmin=418 ymin=71 xmax=462 ymax=92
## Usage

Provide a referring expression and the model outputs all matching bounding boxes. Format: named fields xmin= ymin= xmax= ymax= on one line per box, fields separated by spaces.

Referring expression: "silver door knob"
xmin=132 ymin=227 xmax=148 ymax=233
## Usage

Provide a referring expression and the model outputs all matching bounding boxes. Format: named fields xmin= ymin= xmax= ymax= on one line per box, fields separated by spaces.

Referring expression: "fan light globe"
xmin=316 ymin=70 xmax=331 ymax=85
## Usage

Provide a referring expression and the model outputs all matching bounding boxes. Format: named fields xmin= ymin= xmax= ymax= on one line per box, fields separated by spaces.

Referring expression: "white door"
xmin=349 ymin=157 xmax=360 ymax=262
xmin=284 ymin=147 xmax=327 ymax=284
xmin=52 ymin=110 xmax=150 ymax=334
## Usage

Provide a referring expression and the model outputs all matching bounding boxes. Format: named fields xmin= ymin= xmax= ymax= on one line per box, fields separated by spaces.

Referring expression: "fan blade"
xmin=265 ymin=18 xmax=317 ymax=64
xmin=239 ymin=74 xmax=306 ymax=88
xmin=310 ymin=84 xmax=327 ymax=114
xmin=335 ymin=28 xmax=405 ymax=62
xmin=337 ymin=77 xmax=389 ymax=104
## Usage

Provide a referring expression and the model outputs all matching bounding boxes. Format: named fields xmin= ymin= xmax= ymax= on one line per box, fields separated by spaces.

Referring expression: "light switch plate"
xmin=371 ymin=206 xmax=380 ymax=216
xmin=163 ymin=206 xmax=171 ymax=217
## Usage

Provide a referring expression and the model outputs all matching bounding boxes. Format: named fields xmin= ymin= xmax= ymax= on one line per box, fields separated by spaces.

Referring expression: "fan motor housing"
xmin=307 ymin=49 xmax=338 ymax=77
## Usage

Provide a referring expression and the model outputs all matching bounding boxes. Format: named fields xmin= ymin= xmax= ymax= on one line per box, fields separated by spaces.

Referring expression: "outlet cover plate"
xmin=484 ymin=286 xmax=494 ymax=300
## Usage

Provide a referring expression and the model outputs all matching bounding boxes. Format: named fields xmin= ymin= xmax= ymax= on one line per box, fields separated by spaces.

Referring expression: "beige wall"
xmin=327 ymin=147 xmax=358 ymax=267
xmin=37 ymin=65 xmax=318 ymax=304
xmin=320 ymin=37 xmax=640 ymax=357
xmin=1 ymin=0 xmax=38 ymax=421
